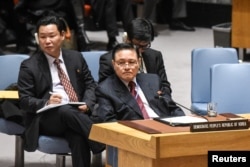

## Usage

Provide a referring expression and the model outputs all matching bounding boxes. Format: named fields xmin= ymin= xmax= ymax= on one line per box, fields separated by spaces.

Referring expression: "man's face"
xmin=131 ymin=39 xmax=151 ymax=53
xmin=38 ymin=24 xmax=64 ymax=58
xmin=112 ymin=49 xmax=140 ymax=82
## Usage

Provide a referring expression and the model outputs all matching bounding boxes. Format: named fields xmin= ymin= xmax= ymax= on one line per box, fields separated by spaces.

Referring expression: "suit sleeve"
xmin=98 ymin=52 xmax=114 ymax=83
xmin=78 ymin=55 xmax=97 ymax=111
xmin=95 ymin=86 xmax=117 ymax=122
xmin=18 ymin=61 xmax=48 ymax=113
xmin=156 ymin=51 xmax=172 ymax=94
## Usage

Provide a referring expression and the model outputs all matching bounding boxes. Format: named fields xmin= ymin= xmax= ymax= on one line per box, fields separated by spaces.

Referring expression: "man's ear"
xmin=61 ymin=31 xmax=65 ymax=41
xmin=60 ymin=17 xmax=71 ymax=40
xmin=138 ymin=56 xmax=142 ymax=66
xmin=112 ymin=59 xmax=115 ymax=67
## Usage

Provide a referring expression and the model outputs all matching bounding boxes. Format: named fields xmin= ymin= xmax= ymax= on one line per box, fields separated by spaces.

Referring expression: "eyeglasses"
xmin=133 ymin=43 xmax=151 ymax=50
xmin=115 ymin=61 xmax=138 ymax=68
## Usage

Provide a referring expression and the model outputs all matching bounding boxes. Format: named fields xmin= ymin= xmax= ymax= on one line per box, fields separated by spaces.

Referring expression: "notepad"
xmin=219 ymin=113 xmax=245 ymax=120
xmin=36 ymin=102 xmax=86 ymax=114
xmin=154 ymin=116 xmax=208 ymax=126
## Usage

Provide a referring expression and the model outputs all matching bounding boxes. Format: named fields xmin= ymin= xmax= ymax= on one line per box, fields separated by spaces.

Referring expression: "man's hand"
xmin=48 ymin=93 xmax=62 ymax=104
xmin=78 ymin=104 xmax=89 ymax=113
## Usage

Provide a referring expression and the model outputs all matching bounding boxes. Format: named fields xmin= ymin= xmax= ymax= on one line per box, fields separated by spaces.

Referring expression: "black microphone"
xmin=155 ymin=94 xmax=209 ymax=122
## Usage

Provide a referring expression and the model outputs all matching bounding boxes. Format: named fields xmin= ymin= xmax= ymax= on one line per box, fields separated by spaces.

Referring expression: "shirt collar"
xmin=44 ymin=50 xmax=63 ymax=66
xmin=120 ymin=78 xmax=137 ymax=90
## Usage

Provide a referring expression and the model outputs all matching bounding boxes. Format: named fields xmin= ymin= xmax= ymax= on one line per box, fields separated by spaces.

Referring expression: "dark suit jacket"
xmin=95 ymin=73 xmax=184 ymax=122
xmin=18 ymin=49 xmax=97 ymax=151
xmin=98 ymin=48 xmax=172 ymax=93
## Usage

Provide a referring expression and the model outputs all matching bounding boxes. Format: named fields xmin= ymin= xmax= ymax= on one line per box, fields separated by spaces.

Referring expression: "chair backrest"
xmin=191 ymin=48 xmax=238 ymax=114
xmin=81 ymin=51 xmax=107 ymax=82
xmin=0 ymin=54 xmax=30 ymax=89
xmin=0 ymin=54 xmax=28 ymax=167
xmin=211 ymin=63 xmax=250 ymax=114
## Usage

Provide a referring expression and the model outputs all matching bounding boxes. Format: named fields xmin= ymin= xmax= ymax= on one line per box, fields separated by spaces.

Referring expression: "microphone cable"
xmin=156 ymin=95 xmax=209 ymax=122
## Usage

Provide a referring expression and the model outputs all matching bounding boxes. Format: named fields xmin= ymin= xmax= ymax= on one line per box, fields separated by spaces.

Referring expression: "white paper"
xmin=160 ymin=116 xmax=207 ymax=125
xmin=36 ymin=102 xmax=86 ymax=114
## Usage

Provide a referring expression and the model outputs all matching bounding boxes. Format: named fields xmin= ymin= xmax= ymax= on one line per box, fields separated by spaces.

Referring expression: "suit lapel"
xmin=37 ymin=53 xmax=52 ymax=88
xmin=136 ymin=74 xmax=155 ymax=103
xmin=142 ymin=51 xmax=153 ymax=72
xmin=62 ymin=50 xmax=78 ymax=91
xmin=137 ymin=74 xmax=165 ymax=117
xmin=113 ymin=76 xmax=143 ymax=117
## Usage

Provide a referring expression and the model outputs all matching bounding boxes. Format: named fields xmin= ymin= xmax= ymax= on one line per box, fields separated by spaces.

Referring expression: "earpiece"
xmin=34 ymin=33 xmax=39 ymax=45
xmin=122 ymin=32 xmax=128 ymax=42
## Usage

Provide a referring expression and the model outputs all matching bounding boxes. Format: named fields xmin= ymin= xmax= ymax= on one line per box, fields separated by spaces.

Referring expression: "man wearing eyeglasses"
xmin=95 ymin=43 xmax=184 ymax=122
xmin=98 ymin=18 xmax=172 ymax=93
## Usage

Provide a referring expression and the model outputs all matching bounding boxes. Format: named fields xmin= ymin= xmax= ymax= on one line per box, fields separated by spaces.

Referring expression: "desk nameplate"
xmin=190 ymin=119 xmax=249 ymax=132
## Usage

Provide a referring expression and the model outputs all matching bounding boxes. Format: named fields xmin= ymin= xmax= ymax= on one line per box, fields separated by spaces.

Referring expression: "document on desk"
xmin=36 ymin=102 xmax=86 ymax=114
xmin=154 ymin=116 xmax=208 ymax=126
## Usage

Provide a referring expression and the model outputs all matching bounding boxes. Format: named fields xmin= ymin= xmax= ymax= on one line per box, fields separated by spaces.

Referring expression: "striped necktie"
xmin=128 ymin=81 xmax=149 ymax=119
xmin=54 ymin=59 xmax=78 ymax=102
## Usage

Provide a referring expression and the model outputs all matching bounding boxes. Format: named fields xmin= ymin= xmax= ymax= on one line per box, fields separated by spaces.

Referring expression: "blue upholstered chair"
xmin=210 ymin=63 xmax=250 ymax=114
xmin=0 ymin=54 xmax=29 ymax=167
xmin=37 ymin=136 xmax=71 ymax=167
xmin=191 ymin=48 xmax=238 ymax=115
xmin=37 ymin=51 xmax=106 ymax=167
xmin=82 ymin=51 xmax=107 ymax=81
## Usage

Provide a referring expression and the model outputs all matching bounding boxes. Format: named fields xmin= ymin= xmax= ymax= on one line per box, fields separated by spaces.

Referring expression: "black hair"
xmin=36 ymin=13 xmax=66 ymax=34
xmin=112 ymin=43 xmax=140 ymax=60
xmin=126 ymin=18 xmax=154 ymax=42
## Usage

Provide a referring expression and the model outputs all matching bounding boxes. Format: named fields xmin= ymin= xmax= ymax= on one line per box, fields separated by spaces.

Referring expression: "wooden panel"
xmin=232 ymin=0 xmax=250 ymax=48
xmin=118 ymin=149 xmax=153 ymax=167
xmin=90 ymin=122 xmax=158 ymax=158
xmin=118 ymin=149 xmax=207 ymax=167
xmin=158 ymin=129 xmax=250 ymax=158
xmin=0 ymin=91 xmax=18 ymax=99
xmin=157 ymin=155 xmax=207 ymax=167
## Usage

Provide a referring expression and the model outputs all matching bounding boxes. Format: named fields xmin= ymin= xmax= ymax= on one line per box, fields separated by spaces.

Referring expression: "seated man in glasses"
xmin=95 ymin=43 xmax=184 ymax=122
xmin=98 ymin=18 xmax=172 ymax=93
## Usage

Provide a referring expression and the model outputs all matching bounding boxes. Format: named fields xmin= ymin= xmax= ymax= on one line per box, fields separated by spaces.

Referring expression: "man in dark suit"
xmin=95 ymin=43 xmax=184 ymax=122
xmin=18 ymin=15 xmax=104 ymax=167
xmin=143 ymin=0 xmax=195 ymax=31
xmin=15 ymin=0 xmax=91 ymax=51
xmin=89 ymin=0 xmax=134 ymax=50
xmin=99 ymin=18 xmax=172 ymax=93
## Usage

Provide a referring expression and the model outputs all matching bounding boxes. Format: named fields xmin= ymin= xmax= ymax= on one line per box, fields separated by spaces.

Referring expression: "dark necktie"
xmin=139 ymin=55 xmax=145 ymax=73
xmin=54 ymin=59 xmax=78 ymax=102
xmin=128 ymin=81 xmax=149 ymax=119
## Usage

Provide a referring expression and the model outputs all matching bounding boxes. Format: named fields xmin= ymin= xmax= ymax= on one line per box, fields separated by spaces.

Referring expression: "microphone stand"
xmin=157 ymin=95 xmax=209 ymax=122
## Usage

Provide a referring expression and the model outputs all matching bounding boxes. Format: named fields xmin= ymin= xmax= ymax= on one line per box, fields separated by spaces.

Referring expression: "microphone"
xmin=155 ymin=94 xmax=209 ymax=121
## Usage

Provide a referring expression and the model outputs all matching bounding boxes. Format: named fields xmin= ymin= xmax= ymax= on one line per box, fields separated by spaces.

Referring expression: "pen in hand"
xmin=49 ymin=91 xmax=62 ymax=104
xmin=49 ymin=91 xmax=55 ymax=95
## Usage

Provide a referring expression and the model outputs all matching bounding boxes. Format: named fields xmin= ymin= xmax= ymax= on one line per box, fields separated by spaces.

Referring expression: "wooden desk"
xmin=0 ymin=91 xmax=18 ymax=99
xmin=89 ymin=114 xmax=250 ymax=167
xmin=232 ymin=0 xmax=250 ymax=48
